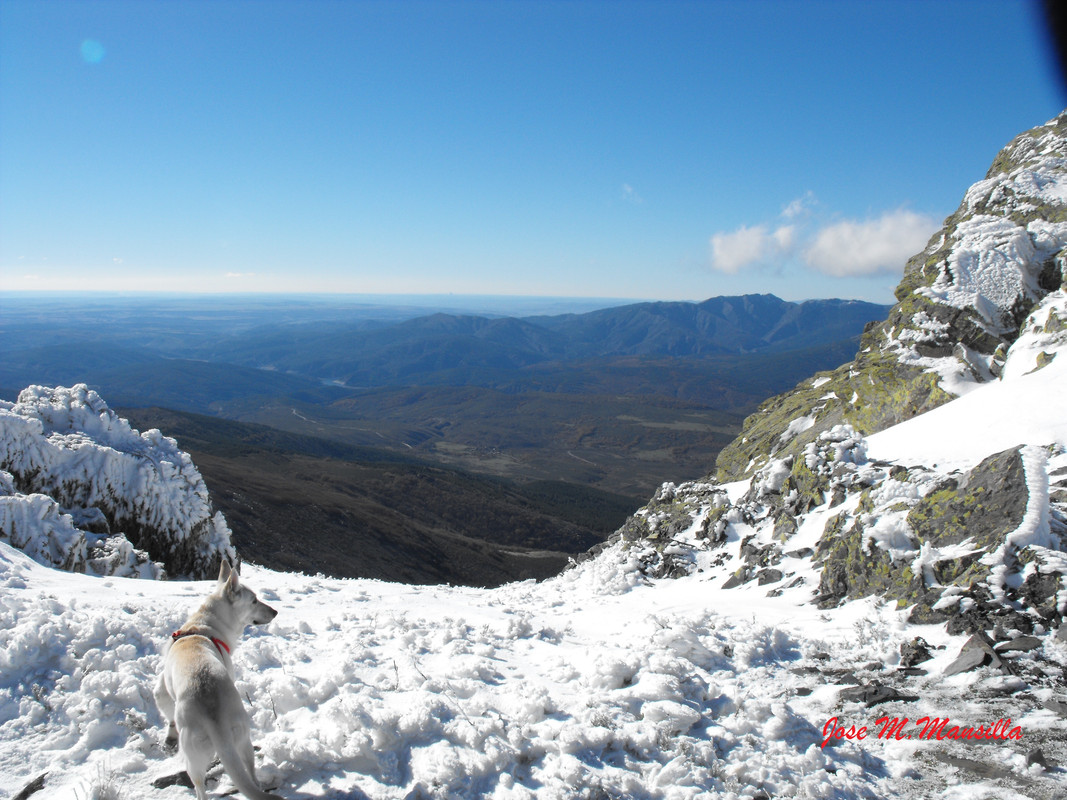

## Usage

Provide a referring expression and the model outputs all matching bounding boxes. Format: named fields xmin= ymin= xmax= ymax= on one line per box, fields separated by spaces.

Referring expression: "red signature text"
xmin=821 ymin=716 xmax=1023 ymax=748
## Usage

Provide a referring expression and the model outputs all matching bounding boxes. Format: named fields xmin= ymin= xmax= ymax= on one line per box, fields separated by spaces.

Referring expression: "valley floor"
xmin=1 ymin=535 xmax=1065 ymax=800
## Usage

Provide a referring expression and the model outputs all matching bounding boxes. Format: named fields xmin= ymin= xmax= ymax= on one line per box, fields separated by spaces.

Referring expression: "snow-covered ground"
xmin=3 ymin=433 xmax=1067 ymax=800
xmin=5 ymin=530 xmax=1061 ymax=800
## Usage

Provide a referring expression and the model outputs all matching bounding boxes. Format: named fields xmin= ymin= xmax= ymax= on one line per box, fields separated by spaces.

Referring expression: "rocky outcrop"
xmin=717 ymin=112 xmax=1067 ymax=482
xmin=601 ymin=112 xmax=1067 ymax=647
xmin=0 ymin=384 xmax=235 ymax=578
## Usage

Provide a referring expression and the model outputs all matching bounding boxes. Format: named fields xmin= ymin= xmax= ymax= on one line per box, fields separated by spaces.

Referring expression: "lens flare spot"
xmin=80 ymin=39 xmax=106 ymax=64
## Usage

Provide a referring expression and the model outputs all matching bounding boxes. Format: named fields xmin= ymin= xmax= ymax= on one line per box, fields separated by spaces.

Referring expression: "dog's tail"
xmin=210 ymin=725 xmax=283 ymax=800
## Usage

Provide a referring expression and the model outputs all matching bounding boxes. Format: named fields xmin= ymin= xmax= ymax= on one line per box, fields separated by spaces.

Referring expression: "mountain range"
xmin=180 ymin=294 xmax=887 ymax=386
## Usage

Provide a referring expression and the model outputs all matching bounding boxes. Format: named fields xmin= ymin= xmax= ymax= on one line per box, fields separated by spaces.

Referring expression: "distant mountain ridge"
xmin=530 ymin=294 xmax=888 ymax=357
xmin=189 ymin=294 xmax=889 ymax=386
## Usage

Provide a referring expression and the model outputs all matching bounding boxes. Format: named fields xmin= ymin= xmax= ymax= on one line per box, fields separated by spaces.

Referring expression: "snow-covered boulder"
xmin=0 ymin=384 xmax=235 ymax=578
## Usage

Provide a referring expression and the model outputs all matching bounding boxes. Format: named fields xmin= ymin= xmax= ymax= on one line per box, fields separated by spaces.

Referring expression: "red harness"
xmin=171 ymin=629 xmax=231 ymax=657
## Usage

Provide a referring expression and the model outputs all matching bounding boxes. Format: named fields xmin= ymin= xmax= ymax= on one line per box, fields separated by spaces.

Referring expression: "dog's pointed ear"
xmin=217 ymin=558 xmax=234 ymax=588
xmin=225 ymin=569 xmax=240 ymax=597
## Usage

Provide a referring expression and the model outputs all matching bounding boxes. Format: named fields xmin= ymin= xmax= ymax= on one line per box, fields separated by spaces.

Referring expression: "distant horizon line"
xmin=0 ymin=288 xmax=888 ymax=305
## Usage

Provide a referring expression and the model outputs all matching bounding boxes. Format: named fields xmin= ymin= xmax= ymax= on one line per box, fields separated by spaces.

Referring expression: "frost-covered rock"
xmin=0 ymin=385 xmax=235 ymax=578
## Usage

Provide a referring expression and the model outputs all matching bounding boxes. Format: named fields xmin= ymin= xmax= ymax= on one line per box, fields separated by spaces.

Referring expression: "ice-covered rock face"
xmin=887 ymin=113 xmax=1067 ymax=381
xmin=0 ymin=384 xmax=235 ymax=578
xmin=917 ymin=117 xmax=1067 ymax=335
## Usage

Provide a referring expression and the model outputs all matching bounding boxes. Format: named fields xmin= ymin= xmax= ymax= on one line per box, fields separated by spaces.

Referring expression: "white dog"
xmin=155 ymin=562 xmax=281 ymax=800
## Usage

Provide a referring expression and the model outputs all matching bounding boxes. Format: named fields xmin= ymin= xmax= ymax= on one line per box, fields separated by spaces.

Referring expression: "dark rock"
xmin=13 ymin=774 xmax=47 ymax=800
xmin=900 ymin=637 xmax=933 ymax=668
xmin=943 ymin=633 xmax=1004 ymax=676
xmin=908 ymin=448 xmax=1029 ymax=550
xmin=1027 ymin=748 xmax=1048 ymax=769
xmin=905 ymin=594 xmax=952 ymax=625
xmin=1020 ymin=563 xmax=1065 ymax=621
xmin=1041 ymin=699 xmax=1067 ymax=717
xmin=773 ymin=512 xmax=798 ymax=541
xmin=827 ymin=670 xmax=861 ymax=685
xmin=838 ymin=684 xmax=919 ymax=706
xmin=739 ymin=535 xmax=760 ymax=559
xmin=153 ymin=771 xmax=195 ymax=790
xmin=897 ymin=667 xmax=928 ymax=677
xmin=994 ymin=635 xmax=1042 ymax=654
xmin=757 ymin=568 xmax=783 ymax=585
xmin=722 ymin=571 xmax=747 ymax=589
xmin=786 ymin=547 xmax=814 ymax=559
xmin=930 ymin=550 xmax=983 ymax=585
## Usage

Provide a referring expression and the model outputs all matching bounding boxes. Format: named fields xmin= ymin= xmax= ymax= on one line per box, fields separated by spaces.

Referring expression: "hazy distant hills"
xmin=180 ymin=294 xmax=889 ymax=388
xmin=0 ymin=292 xmax=889 ymax=495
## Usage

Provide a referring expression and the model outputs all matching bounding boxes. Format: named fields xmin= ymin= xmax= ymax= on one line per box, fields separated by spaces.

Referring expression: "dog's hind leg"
xmin=239 ymin=729 xmax=258 ymax=788
xmin=178 ymin=725 xmax=215 ymax=800
xmin=153 ymin=675 xmax=178 ymax=748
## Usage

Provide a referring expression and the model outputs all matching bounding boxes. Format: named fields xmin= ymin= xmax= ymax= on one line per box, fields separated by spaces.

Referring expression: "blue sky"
xmin=1 ymin=0 xmax=1064 ymax=303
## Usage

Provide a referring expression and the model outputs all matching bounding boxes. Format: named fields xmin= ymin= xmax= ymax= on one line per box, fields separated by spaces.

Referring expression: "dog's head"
xmin=217 ymin=561 xmax=279 ymax=627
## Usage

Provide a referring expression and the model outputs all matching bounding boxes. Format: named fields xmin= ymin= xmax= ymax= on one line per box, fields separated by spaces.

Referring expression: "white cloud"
xmin=621 ymin=183 xmax=642 ymax=204
xmin=709 ymin=202 xmax=940 ymax=280
xmin=225 ymin=271 xmax=257 ymax=279
xmin=803 ymin=209 xmax=939 ymax=277
xmin=710 ymin=225 xmax=771 ymax=273
xmin=710 ymin=224 xmax=796 ymax=273
xmin=781 ymin=191 xmax=816 ymax=220
xmin=772 ymin=224 xmax=796 ymax=251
